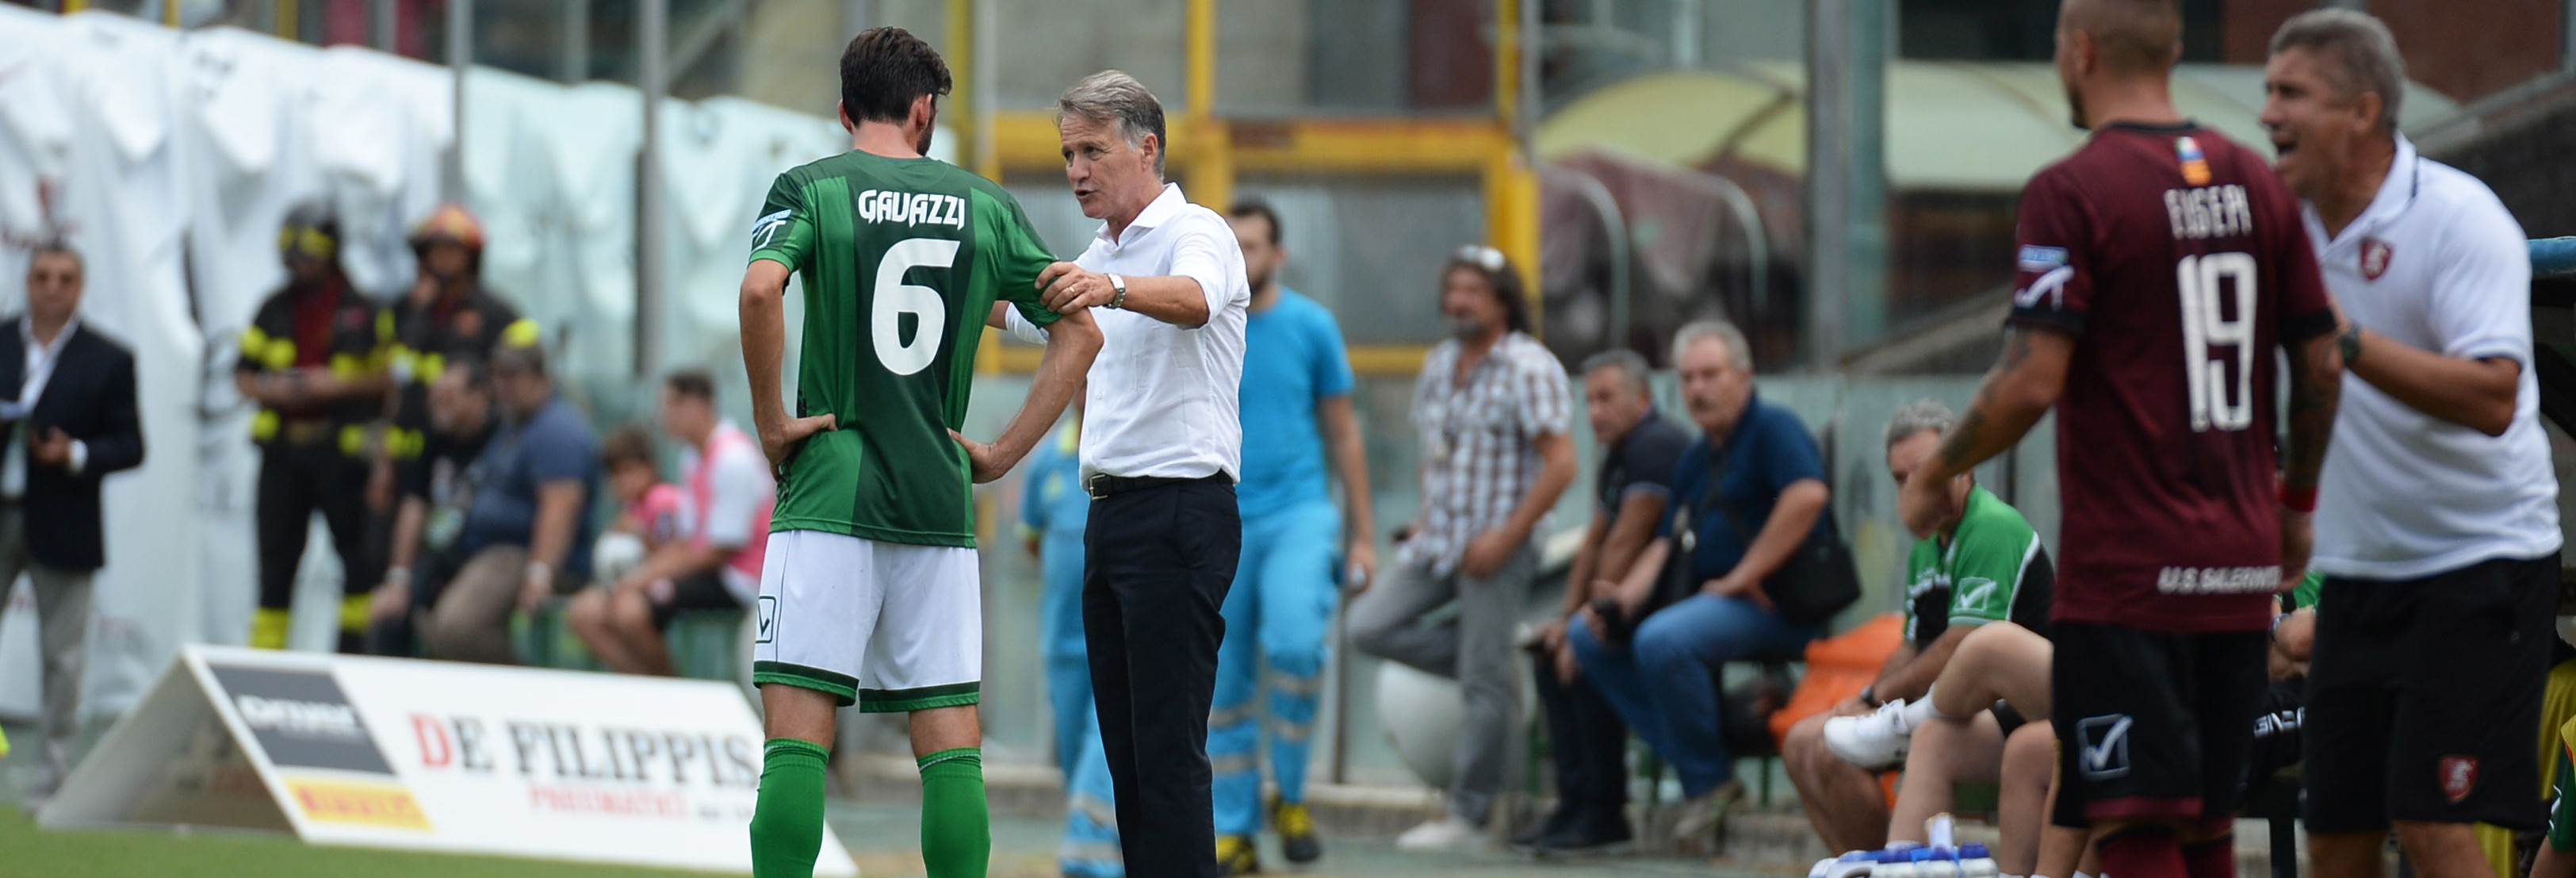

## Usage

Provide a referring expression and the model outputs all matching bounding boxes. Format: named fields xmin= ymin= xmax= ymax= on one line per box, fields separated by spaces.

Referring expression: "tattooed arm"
xmin=1897 ymin=328 xmax=2073 ymax=537
xmin=2276 ymin=328 xmax=2344 ymax=587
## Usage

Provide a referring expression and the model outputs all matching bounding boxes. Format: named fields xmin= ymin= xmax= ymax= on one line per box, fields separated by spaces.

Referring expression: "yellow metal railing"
xmin=956 ymin=0 xmax=1542 ymax=376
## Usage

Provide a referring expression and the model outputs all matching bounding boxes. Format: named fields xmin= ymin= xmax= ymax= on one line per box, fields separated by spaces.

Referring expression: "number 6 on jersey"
xmin=873 ymin=237 xmax=961 ymax=376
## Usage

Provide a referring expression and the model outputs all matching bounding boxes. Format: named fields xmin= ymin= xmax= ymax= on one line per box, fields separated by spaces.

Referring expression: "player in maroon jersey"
xmin=1897 ymin=2 xmax=2344 ymax=878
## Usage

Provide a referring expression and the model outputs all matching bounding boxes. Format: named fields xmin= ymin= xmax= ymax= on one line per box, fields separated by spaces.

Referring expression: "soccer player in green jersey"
xmin=735 ymin=27 xmax=1101 ymax=878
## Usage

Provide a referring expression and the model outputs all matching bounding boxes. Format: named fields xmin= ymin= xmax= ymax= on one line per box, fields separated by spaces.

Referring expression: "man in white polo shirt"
xmin=2261 ymin=12 xmax=2563 ymax=878
xmin=988 ymin=69 xmax=1250 ymax=878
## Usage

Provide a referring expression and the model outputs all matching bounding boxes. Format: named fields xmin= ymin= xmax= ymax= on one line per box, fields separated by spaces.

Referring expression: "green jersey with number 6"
xmin=749 ymin=151 xmax=1062 ymax=548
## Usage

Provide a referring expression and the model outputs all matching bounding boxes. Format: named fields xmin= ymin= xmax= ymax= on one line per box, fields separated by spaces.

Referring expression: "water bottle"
xmin=1816 ymin=849 xmax=1880 ymax=878
xmin=1877 ymin=848 xmax=1920 ymax=878
xmin=1959 ymin=842 xmax=1998 ymax=878
xmin=1926 ymin=812 xmax=1958 ymax=851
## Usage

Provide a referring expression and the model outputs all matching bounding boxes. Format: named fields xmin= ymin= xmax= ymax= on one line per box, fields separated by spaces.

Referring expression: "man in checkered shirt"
xmin=1348 ymin=244 xmax=1575 ymax=850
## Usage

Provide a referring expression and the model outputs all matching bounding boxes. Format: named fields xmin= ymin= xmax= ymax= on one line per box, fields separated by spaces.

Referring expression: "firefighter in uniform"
xmin=369 ymin=203 xmax=538 ymax=651
xmin=239 ymin=205 xmax=394 ymax=652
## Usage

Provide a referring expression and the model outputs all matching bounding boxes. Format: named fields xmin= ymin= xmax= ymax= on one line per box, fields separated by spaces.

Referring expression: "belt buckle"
xmin=1085 ymin=474 xmax=1108 ymax=500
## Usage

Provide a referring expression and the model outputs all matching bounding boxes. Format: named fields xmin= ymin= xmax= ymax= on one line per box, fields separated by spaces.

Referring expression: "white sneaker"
xmin=1395 ymin=815 xmax=1487 ymax=852
xmin=1823 ymin=700 xmax=1917 ymax=769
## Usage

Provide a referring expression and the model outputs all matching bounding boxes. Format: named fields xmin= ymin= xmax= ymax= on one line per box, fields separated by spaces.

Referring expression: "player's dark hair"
xmin=1445 ymin=245 xmax=1530 ymax=335
xmin=443 ymin=355 xmax=495 ymax=391
xmin=840 ymin=27 xmax=951 ymax=126
xmin=29 ymin=238 xmax=81 ymax=275
xmin=1229 ymin=197 xmax=1284 ymax=247
xmin=664 ymin=369 xmax=716 ymax=402
xmin=601 ymin=425 xmax=657 ymax=472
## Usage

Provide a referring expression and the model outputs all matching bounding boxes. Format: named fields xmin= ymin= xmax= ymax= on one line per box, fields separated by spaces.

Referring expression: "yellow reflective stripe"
xmin=500 ymin=318 xmax=540 ymax=349
xmin=262 ymin=339 xmax=297 ymax=370
xmin=251 ymin=608 xmax=291 ymax=650
xmin=251 ymin=409 xmax=281 ymax=442
xmin=339 ymin=594 xmax=373 ymax=633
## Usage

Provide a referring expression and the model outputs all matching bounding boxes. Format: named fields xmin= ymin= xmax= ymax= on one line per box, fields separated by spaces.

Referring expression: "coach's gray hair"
xmin=1885 ymin=399 xmax=1957 ymax=451
xmin=1670 ymin=318 xmax=1751 ymax=374
xmin=1058 ymin=70 xmax=1168 ymax=177
xmin=2269 ymin=10 xmax=2406 ymax=134
xmin=1580 ymin=349 xmax=1652 ymax=399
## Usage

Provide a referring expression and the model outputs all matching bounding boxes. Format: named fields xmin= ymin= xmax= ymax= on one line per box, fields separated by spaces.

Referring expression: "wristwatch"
xmin=2338 ymin=323 xmax=2364 ymax=366
xmin=1106 ymin=274 xmax=1128 ymax=309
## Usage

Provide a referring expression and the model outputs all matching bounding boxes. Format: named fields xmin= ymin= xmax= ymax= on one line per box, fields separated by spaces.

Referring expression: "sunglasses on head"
xmin=1454 ymin=244 xmax=1506 ymax=273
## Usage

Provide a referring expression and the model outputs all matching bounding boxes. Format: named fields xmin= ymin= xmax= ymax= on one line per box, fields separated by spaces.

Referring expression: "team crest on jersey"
xmin=2361 ymin=237 xmax=2394 ymax=280
xmin=2176 ymin=136 xmax=2210 ymax=186
xmin=2440 ymin=756 xmax=2478 ymax=803
xmin=2017 ymin=245 xmax=2069 ymax=273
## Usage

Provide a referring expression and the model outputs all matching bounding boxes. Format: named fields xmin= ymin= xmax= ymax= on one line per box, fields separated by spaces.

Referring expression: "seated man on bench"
xmin=1785 ymin=401 xmax=2052 ymax=853
xmin=568 ymin=370 xmax=771 ymax=676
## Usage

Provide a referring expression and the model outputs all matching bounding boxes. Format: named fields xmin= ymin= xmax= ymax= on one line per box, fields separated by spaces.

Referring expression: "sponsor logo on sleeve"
xmin=750 ymin=209 xmax=793 ymax=249
xmin=2017 ymin=245 xmax=2069 ymax=274
xmin=2012 ymin=266 xmax=2076 ymax=310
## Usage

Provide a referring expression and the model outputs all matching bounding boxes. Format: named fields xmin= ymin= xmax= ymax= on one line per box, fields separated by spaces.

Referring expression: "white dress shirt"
xmin=2 ymin=318 xmax=86 ymax=500
xmin=2306 ymin=134 xmax=2561 ymax=580
xmin=1007 ymin=183 xmax=1249 ymax=482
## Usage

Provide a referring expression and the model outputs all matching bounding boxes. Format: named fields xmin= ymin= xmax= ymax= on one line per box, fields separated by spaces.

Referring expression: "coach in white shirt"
xmin=2262 ymin=13 xmax=2562 ymax=878
xmin=986 ymin=69 xmax=1250 ymax=878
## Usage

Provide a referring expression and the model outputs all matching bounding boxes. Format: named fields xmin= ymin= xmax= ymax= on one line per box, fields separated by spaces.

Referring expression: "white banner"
xmin=43 ymin=646 xmax=857 ymax=876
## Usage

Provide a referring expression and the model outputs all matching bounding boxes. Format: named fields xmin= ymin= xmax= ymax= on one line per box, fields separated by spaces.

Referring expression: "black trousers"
xmin=1534 ymin=661 xmax=1629 ymax=822
xmin=1084 ymin=477 xmax=1238 ymax=878
xmin=255 ymin=439 xmax=381 ymax=637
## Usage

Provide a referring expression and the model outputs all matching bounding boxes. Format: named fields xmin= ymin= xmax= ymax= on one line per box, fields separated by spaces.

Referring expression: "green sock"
xmin=917 ymin=748 xmax=989 ymax=878
xmin=749 ymin=738 xmax=829 ymax=878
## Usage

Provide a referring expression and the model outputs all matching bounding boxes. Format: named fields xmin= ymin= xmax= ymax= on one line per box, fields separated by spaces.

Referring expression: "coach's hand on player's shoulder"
xmin=758 ymin=412 xmax=838 ymax=474
xmin=1036 ymin=262 xmax=1115 ymax=312
xmin=948 ymin=429 xmax=1011 ymax=484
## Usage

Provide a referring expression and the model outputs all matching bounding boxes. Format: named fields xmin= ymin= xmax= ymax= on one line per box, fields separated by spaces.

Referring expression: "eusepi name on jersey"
xmin=859 ymin=189 xmax=967 ymax=229
xmin=2165 ymin=185 xmax=2253 ymax=240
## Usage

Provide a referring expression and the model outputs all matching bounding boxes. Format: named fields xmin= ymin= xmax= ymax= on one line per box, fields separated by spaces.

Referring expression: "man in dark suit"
xmin=5 ymin=241 xmax=144 ymax=807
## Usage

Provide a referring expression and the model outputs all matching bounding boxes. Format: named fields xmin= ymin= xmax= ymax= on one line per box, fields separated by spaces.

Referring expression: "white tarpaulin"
xmin=0 ymin=12 xmax=852 ymax=724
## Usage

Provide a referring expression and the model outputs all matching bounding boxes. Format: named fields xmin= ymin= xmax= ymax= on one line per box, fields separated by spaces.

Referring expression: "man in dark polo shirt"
xmin=1518 ymin=348 xmax=1687 ymax=852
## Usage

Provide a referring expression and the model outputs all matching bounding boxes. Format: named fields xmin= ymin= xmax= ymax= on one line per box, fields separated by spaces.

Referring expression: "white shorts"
xmin=752 ymin=531 xmax=982 ymax=712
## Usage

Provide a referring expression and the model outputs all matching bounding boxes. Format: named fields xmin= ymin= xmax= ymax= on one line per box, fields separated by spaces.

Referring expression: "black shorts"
xmin=2050 ymin=620 xmax=2269 ymax=828
xmin=2304 ymin=554 xmax=2558 ymax=832
xmin=650 ymin=571 xmax=743 ymax=631
xmin=1994 ymin=700 xmax=2029 ymax=737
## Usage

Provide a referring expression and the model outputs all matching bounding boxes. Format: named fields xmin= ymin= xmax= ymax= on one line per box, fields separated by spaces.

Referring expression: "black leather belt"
xmin=1085 ymin=473 xmax=1226 ymax=500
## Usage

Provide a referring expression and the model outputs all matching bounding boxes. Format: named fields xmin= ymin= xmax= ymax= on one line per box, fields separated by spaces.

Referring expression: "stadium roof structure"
xmin=1537 ymin=61 xmax=2466 ymax=192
